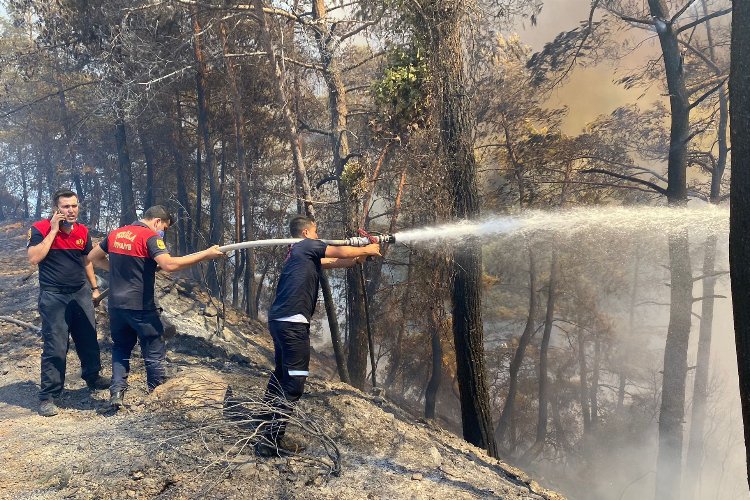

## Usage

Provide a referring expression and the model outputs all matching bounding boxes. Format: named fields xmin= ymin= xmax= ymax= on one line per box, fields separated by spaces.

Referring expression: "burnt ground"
xmin=0 ymin=220 xmax=563 ymax=500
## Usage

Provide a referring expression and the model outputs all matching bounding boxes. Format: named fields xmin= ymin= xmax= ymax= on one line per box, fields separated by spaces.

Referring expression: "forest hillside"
xmin=0 ymin=220 xmax=562 ymax=500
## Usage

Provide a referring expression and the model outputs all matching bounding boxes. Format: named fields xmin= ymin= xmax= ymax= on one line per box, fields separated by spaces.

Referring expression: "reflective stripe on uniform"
xmin=288 ymin=370 xmax=309 ymax=377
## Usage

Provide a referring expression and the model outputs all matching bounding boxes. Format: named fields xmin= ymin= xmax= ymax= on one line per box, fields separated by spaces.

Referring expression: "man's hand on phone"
xmin=50 ymin=211 xmax=65 ymax=233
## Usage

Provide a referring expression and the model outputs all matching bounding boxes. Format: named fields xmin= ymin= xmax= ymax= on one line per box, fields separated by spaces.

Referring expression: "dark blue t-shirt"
xmin=268 ymin=238 xmax=328 ymax=321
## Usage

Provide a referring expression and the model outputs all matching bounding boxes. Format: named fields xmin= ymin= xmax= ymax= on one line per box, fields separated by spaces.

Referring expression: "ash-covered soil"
xmin=0 ymin=221 xmax=563 ymax=500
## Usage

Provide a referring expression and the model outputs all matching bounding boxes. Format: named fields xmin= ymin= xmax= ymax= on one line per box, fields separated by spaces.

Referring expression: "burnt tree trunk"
xmin=685 ymin=5 xmax=729 ymax=494
xmin=309 ymin=0 xmax=369 ymax=389
xmin=648 ymin=1 xmax=695 ymax=497
xmin=138 ymin=125 xmax=156 ymax=208
xmin=220 ymin=19 xmax=256 ymax=317
xmin=171 ymin=95 xmax=191 ymax=256
xmin=578 ymin=324 xmax=591 ymax=433
xmin=496 ymin=248 xmax=538 ymax=447
xmin=114 ymin=111 xmax=137 ymax=226
xmin=520 ymin=253 xmax=559 ymax=465
xmin=385 ymin=249 xmax=414 ymax=389
xmin=729 ymin=0 xmax=750 ymax=488
xmin=191 ymin=7 xmax=222 ymax=294
xmin=425 ymin=295 xmax=444 ymax=420
xmin=429 ymin=0 xmax=497 ymax=457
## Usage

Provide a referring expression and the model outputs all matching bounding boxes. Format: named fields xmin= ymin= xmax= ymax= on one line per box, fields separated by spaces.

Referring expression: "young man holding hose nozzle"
xmin=252 ymin=215 xmax=381 ymax=457
xmin=87 ymin=205 xmax=225 ymax=409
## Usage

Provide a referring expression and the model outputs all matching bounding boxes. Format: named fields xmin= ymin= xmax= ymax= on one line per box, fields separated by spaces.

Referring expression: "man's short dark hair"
xmin=52 ymin=189 xmax=78 ymax=207
xmin=143 ymin=205 xmax=175 ymax=225
xmin=289 ymin=215 xmax=315 ymax=237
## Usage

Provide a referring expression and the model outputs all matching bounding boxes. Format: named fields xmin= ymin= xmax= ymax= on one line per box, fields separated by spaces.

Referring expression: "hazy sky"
xmin=514 ymin=0 xmax=664 ymax=134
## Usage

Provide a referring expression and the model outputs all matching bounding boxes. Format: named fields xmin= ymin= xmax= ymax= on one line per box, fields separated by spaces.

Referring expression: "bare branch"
xmin=687 ymin=75 xmax=727 ymax=97
xmin=671 ymin=0 xmax=700 ymax=23
xmin=689 ymin=77 xmax=727 ymax=110
xmin=692 ymin=270 xmax=729 ymax=282
xmin=676 ymin=7 xmax=732 ymax=34
xmin=282 ymin=57 xmax=324 ymax=71
xmin=137 ymin=66 xmax=193 ymax=87
xmin=678 ymin=39 xmax=722 ymax=74
xmin=343 ymin=50 xmax=387 ymax=73
xmin=298 ymin=120 xmax=333 ymax=137
xmin=315 ymin=175 xmax=340 ymax=189
xmin=0 ymin=316 xmax=41 ymax=333
xmin=340 ymin=8 xmax=384 ymax=41
xmin=531 ymin=180 xmax=665 ymax=195
xmin=692 ymin=294 xmax=727 ymax=302
xmin=0 ymin=80 xmax=99 ymax=119
xmin=580 ymin=168 xmax=668 ymax=195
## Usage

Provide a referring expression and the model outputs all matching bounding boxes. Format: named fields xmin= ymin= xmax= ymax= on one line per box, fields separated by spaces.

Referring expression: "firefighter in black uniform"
xmin=87 ymin=205 xmax=224 ymax=408
xmin=255 ymin=215 xmax=380 ymax=457
xmin=27 ymin=189 xmax=110 ymax=417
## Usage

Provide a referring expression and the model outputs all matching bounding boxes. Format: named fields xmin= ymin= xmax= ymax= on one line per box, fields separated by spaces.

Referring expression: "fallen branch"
xmin=0 ymin=316 xmax=41 ymax=333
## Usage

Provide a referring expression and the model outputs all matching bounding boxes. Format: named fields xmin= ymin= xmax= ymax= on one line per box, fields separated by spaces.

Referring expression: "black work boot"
xmin=109 ymin=390 xmax=125 ymax=409
xmin=86 ymin=375 xmax=111 ymax=391
xmin=39 ymin=400 xmax=59 ymax=417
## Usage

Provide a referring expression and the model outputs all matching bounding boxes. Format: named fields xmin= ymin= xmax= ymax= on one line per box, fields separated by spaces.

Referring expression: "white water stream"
xmin=392 ymin=205 xmax=729 ymax=246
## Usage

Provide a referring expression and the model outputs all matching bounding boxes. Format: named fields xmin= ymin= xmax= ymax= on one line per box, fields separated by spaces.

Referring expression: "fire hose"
xmin=93 ymin=231 xmax=396 ymax=307
xmin=216 ymin=233 xmax=395 ymax=253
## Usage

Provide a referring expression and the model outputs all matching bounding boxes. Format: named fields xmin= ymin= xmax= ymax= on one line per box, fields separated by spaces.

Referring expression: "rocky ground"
xmin=0 ymin=220 xmax=563 ymax=499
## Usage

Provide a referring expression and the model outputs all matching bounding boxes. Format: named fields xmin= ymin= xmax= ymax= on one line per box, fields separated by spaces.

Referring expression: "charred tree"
xmin=427 ymin=0 xmax=497 ymax=457
xmin=425 ymin=296 xmax=444 ymax=420
xmin=496 ymin=249 xmax=538 ymax=448
xmin=685 ymin=4 xmax=729 ymax=493
xmin=520 ymin=253 xmax=559 ymax=465
xmin=191 ymin=7 xmax=222 ymax=294
xmin=729 ymin=0 xmax=750 ymax=489
xmin=309 ymin=0 xmax=369 ymax=389
xmin=647 ymin=1 xmax=696 ymax=497
xmin=114 ymin=109 xmax=137 ymax=226
xmin=220 ymin=18 xmax=256 ymax=318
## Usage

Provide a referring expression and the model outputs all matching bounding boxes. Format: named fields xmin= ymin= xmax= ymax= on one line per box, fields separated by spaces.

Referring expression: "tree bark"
xmin=428 ymin=0 xmax=497 ymax=457
xmin=114 ymin=110 xmax=137 ymax=226
xmin=647 ymin=1 xmax=695 ymax=497
xmin=496 ymin=248 xmax=537 ymax=447
xmin=425 ymin=295 xmax=444 ymax=420
xmin=191 ymin=7 xmax=222 ymax=294
xmin=729 ymin=0 xmax=750 ymax=488
xmin=220 ymin=19 xmax=256 ymax=316
xmin=520 ymin=252 xmax=559 ymax=465
xmin=578 ymin=323 xmax=591 ymax=433
xmin=685 ymin=6 xmax=728 ymax=494
xmin=171 ymin=94 xmax=191 ymax=256
xmin=385 ymin=249 xmax=414 ymax=389
xmin=308 ymin=0 xmax=370 ymax=389
xmin=138 ymin=125 xmax=156 ymax=208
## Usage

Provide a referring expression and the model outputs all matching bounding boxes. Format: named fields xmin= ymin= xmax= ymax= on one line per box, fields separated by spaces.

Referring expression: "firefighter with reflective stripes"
xmin=255 ymin=215 xmax=380 ymax=457
xmin=87 ymin=205 xmax=224 ymax=409
xmin=27 ymin=189 xmax=110 ymax=417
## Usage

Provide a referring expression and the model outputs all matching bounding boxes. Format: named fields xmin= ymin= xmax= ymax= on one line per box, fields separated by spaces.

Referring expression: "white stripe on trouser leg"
xmin=288 ymin=370 xmax=309 ymax=376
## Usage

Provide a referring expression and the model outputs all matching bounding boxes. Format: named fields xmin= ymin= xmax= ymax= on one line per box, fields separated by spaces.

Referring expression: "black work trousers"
xmin=38 ymin=285 xmax=101 ymax=401
xmin=259 ymin=320 xmax=310 ymax=444
xmin=109 ymin=308 xmax=166 ymax=393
